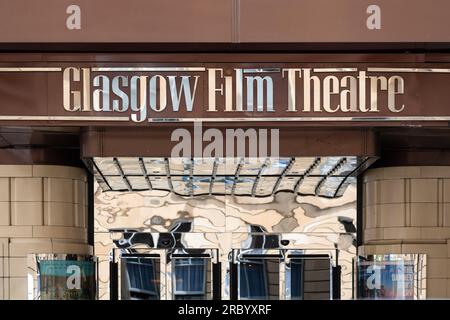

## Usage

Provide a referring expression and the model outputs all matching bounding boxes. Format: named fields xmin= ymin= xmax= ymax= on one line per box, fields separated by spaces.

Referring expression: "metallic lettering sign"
xmin=62 ymin=66 xmax=407 ymax=123
xmin=2 ymin=65 xmax=450 ymax=124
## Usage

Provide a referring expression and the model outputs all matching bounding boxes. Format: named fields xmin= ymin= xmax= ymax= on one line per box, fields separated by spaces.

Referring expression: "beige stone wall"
xmin=361 ymin=166 xmax=450 ymax=298
xmin=0 ymin=165 xmax=91 ymax=300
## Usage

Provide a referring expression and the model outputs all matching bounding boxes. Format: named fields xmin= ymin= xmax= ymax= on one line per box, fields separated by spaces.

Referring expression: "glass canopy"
xmin=89 ymin=156 xmax=371 ymax=198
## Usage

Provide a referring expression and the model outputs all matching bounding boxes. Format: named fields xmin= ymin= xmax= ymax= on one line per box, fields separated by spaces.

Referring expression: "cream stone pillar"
xmin=360 ymin=166 xmax=450 ymax=299
xmin=0 ymin=165 xmax=91 ymax=300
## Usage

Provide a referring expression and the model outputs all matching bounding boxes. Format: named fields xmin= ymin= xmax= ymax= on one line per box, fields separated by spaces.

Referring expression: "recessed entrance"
xmin=91 ymin=155 xmax=372 ymax=300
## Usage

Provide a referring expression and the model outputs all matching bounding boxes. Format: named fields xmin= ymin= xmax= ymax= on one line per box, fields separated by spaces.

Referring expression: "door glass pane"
xmin=121 ymin=257 xmax=160 ymax=300
xmin=289 ymin=258 xmax=331 ymax=300
xmin=239 ymin=258 xmax=279 ymax=300
xmin=290 ymin=260 xmax=304 ymax=299
xmin=173 ymin=258 xmax=210 ymax=300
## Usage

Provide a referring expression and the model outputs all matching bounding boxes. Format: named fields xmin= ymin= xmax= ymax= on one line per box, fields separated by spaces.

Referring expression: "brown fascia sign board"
xmin=1 ymin=0 xmax=450 ymax=43
xmin=1 ymin=53 xmax=450 ymax=157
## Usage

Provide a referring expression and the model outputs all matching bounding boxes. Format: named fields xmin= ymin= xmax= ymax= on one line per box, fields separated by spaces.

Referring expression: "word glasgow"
xmin=63 ymin=67 xmax=405 ymax=122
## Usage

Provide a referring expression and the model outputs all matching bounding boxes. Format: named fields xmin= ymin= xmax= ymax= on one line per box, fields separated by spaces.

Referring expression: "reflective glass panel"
xmin=356 ymin=254 xmax=426 ymax=300
xmin=173 ymin=258 xmax=209 ymax=300
xmin=239 ymin=258 xmax=279 ymax=300
xmin=289 ymin=258 xmax=331 ymax=300
xmin=121 ymin=257 xmax=160 ymax=300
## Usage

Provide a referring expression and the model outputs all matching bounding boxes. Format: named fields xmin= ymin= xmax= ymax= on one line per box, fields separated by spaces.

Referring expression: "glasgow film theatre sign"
xmin=63 ymin=67 xmax=406 ymax=123
xmin=1 ymin=64 xmax=450 ymax=125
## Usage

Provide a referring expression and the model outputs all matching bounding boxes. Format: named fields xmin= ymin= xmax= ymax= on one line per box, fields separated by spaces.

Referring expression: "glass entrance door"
xmin=172 ymin=257 xmax=211 ymax=300
xmin=232 ymin=250 xmax=332 ymax=300
xmin=286 ymin=255 xmax=332 ymax=300
xmin=120 ymin=254 xmax=161 ymax=300
xmin=238 ymin=255 xmax=281 ymax=300
xmin=116 ymin=249 xmax=218 ymax=300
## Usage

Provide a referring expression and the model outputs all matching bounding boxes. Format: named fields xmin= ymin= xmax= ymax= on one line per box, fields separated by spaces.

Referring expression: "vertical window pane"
xmin=173 ymin=258 xmax=208 ymax=300
xmin=290 ymin=260 xmax=304 ymax=300
xmin=290 ymin=258 xmax=331 ymax=300
xmin=121 ymin=257 xmax=160 ymax=300
xmin=239 ymin=258 xmax=279 ymax=300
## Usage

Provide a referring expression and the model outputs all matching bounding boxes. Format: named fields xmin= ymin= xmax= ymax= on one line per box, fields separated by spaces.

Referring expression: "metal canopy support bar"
xmin=209 ymin=158 xmax=219 ymax=195
xmin=231 ymin=158 xmax=244 ymax=196
xmin=251 ymin=157 xmax=269 ymax=197
xmin=113 ymin=157 xmax=132 ymax=191
xmin=91 ymin=158 xmax=113 ymax=191
xmin=333 ymin=156 xmax=374 ymax=198
xmin=315 ymin=158 xmax=347 ymax=196
xmin=164 ymin=158 xmax=174 ymax=192
xmin=271 ymin=157 xmax=294 ymax=196
xmin=138 ymin=157 xmax=153 ymax=191
xmin=188 ymin=158 xmax=194 ymax=197
xmin=294 ymin=157 xmax=321 ymax=194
